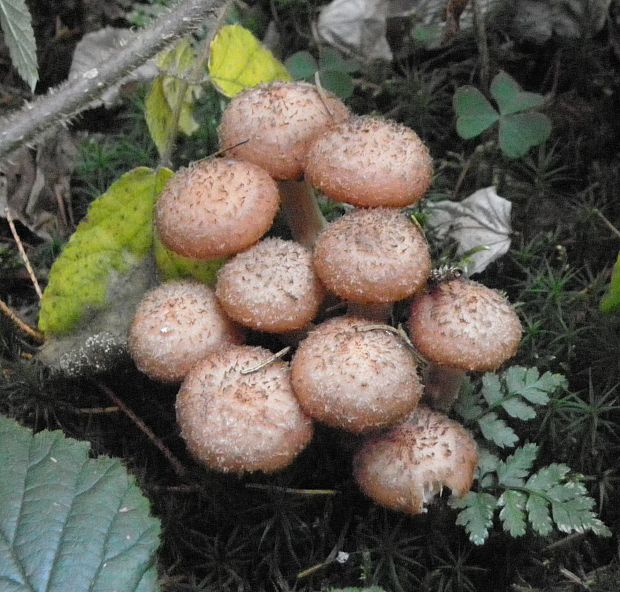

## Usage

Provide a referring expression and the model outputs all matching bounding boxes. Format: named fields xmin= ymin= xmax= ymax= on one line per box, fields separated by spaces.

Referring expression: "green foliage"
xmin=454 ymin=367 xmax=567 ymax=448
xmin=600 ymin=251 xmax=620 ymax=313
xmin=453 ymin=71 xmax=551 ymax=158
xmin=145 ymin=38 xmax=202 ymax=157
xmin=0 ymin=414 xmax=161 ymax=591
xmin=38 ymin=167 xmax=173 ymax=335
xmin=0 ymin=0 xmax=38 ymax=91
xmin=451 ymin=368 xmax=610 ymax=544
xmin=285 ymin=47 xmax=359 ymax=99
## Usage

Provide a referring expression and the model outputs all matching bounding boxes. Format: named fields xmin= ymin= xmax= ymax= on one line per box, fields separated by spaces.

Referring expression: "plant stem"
xmin=0 ymin=297 xmax=45 ymax=342
xmin=278 ymin=180 xmax=327 ymax=248
xmin=0 ymin=0 xmax=229 ymax=161
xmin=471 ymin=0 xmax=490 ymax=93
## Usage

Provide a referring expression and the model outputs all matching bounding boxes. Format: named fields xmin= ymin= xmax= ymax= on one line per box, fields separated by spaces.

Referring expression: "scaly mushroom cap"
xmin=128 ymin=281 xmax=243 ymax=383
xmin=313 ymin=208 xmax=431 ymax=304
xmin=409 ymin=279 xmax=523 ymax=372
xmin=155 ymin=159 xmax=280 ymax=259
xmin=216 ymin=238 xmax=325 ymax=333
xmin=176 ymin=345 xmax=314 ymax=474
xmin=218 ymin=81 xmax=350 ymax=180
xmin=305 ymin=116 xmax=433 ymax=207
xmin=354 ymin=406 xmax=478 ymax=515
xmin=291 ymin=316 xmax=422 ymax=433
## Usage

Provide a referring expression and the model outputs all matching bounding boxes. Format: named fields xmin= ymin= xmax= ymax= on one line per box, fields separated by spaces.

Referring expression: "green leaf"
xmin=478 ymin=412 xmax=519 ymax=448
xmin=154 ymin=231 xmax=224 ymax=286
xmin=285 ymin=51 xmax=318 ymax=80
xmin=0 ymin=0 xmax=38 ymax=91
xmin=526 ymin=494 xmax=553 ymax=536
xmin=208 ymin=24 xmax=291 ymax=97
xmin=319 ymin=47 xmax=359 ymax=73
xmin=453 ymin=86 xmax=499 ymax=139
xmin=496 ymin=443 xmax=539 ymax=487
xmin=477 ymin=447 xmax=500 ymax=481
xmin=498 ymin=112 xmax=552 ymax=159
xmin=550 ymin=483 xmax=611 ymax=537
xmin=501 ymin=397 xmax=536 ymax=420
xmin=600 ymin=251 xmax=620 ymax=314
xmin=454 ymin=377 xmax=484 ymax=421
xmin=490 ymin=71 xmax=545 ymax=116
xmin=481 ymin=373 xmax=503 ymax=406
xmin=504 ymin=367 xmax=567 ymax=405
xmin=146 ymin=38 xmax=202 ymax=156
xmin=319 ymin=69 xmax=354 ymax=99
xmin=451 ymin=492 xmax=498 ymax=545
xmin=38 ymin=167 xmax=174 ymax=335
xmin=0 ymin=415 xmax=161 ymax=591
xmin=526 ymin=463 xmax=571 ymax=491
xmin=498 ymin=490 xmax=527 ymax=537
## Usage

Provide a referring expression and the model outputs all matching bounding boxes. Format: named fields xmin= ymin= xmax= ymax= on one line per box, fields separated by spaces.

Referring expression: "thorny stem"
xmin=278 ymin=180 xmax=327 ymax=249
xmin=0 ymin=0 xmax=230 ymax=160
xmin=159 ymin=0 xmax=232 ymax=167
xmin=96 ymin=381 xmax=189 ymax=479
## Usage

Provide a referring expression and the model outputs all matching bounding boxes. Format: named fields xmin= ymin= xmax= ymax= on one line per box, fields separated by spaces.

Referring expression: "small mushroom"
xmin=176 ymin=345 xmax=314 ymax=474
xmin=155 ymin=158 xmax=280 ymax=259
xmin=291 ymin=316 xmax=423 ymax=433
xmin=305 ymin=116 xmax=433 ymax=208
xmin=128 ymin=281 xmax=243 ymax=383
xmin=353 ymin=406 xmax=478 ymax=515
xmin=313 ymin=208 xmax=431 ymax=320
xmin=216 ymin=238 xmax=325 ymax=333
xmin=408 ymin=278 xmax=523 ymax=410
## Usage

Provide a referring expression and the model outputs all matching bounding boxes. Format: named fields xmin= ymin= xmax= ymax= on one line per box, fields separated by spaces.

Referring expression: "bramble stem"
xmin=278 ymin=180 xmax=327 ymax=248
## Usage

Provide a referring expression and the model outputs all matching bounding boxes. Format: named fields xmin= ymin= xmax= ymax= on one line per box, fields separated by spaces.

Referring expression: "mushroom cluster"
xmin=128 ymin=81 xmax=523 ymax=516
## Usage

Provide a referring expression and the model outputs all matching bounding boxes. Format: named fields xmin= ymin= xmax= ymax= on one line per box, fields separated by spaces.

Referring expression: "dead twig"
xmin=0 ymin=296 xmax=45 ymax=342
xmin=5 ymin=208 xmax=43 ymax=299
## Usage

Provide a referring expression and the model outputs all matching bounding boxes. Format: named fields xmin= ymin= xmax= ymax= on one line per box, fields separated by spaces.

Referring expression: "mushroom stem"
xmin=422 ymin=365 xmax=466 ymax=412
xmin=346 ymin=302 xmax=393 ymax=323
xmin=278 ymin=180 xmax=327 ymax=249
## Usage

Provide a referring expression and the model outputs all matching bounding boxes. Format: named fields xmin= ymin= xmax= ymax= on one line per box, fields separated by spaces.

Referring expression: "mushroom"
xmin=128 ymin=281 xmax=243 ymax=383
xmin=290 ymin=316 xmax=423 ymax=433
xmin=216 ymin=237 xmax=325 ymax=333
xmin=313 ymin=208 xmax=431 ymax=321
xmin=155 ymin=158 xmax=280 ymax=260
xmin=218 ymin=81 xmax=350 ymax=248
xmin=408 ymin=277 xmax=523 ymax=411
xmin=176 ymin=345 xmax=314 ymax=474
xmin=305 ymin=115 xmax=433 ymax=208
xmin=353 ymin=406 xmax=478 ymax=515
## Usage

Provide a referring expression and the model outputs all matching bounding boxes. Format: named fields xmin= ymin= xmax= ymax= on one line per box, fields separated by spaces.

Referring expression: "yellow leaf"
xmin=208 ymin=24 xmax=291 ymax=97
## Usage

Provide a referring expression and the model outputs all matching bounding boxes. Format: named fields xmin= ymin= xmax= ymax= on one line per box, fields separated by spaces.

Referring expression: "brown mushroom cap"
xmin=218 ymin=81 xmax=350 ymax=180
xmin=305 ymin=116 xmax=433 ymax=207
xmin=155 ymin=159 xmax=280 ymax=260
xmin=408 ymin=278 xmax=523 ymax=372
xmin=313 ymin=208 xmax=431 ymax=304
xmin=176 ymin=345 xmax=314 ymax=474
xmin=353 ymin=406 xmax=478 ymax=515
xmin=290 ymin=316 xmax=423 ymax=433
xmin=216 ymin=238 xmax=325 ymax=333
xmin=128 ymin=281 xmax=243 ymax=383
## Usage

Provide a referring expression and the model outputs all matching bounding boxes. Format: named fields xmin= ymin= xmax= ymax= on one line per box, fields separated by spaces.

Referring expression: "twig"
xmin=159 ymin=0 xmax=232 ymax=167
xmin=5 ymin=208 xmax=43 ymax=299
xmin=76 ymin=406 xmax=120 ymax=414
xmin=0 ymin=296 xmax=45 ymax=342
xmin=592 ymin=208 xmax=620 ymax=241
xmin=245 ymin=483 xmax=339 ymax=496
xmin=314 ymin=72 xmax=335 ymax=118
xmin=240 ymin=346 xmax=291 ymax=375
xmin=96 ymin=381 xmax=189 ymax=479
xmin=0 ymin=0 xmax=229 ymax=160
xmin=471 ymin=0 xmax=490 ymax=93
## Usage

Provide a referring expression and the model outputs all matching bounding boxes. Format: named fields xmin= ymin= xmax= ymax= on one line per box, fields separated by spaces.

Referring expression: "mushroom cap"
xmin=216 ymin=238 xmax=325 ymax=333
xmin=155 ymin=159 xmax=280 ymax=259
xmin=353 ymin=406 xmax=478 ymax=515
xmin=313 ymin=208 xmax=431 ymax=304
xmin=218 ymin=81 xmax=350 ymax=180
xmin=291 ymin=316 xmax=422 ymax=433
xmin=305 ymin=116 xmax=433 ymax=207
xmin=128 ymin=281 xmax=243 ymax=383
xmin=176 ymin=345 xmax=314 ymax=474
xmin=408 ymin=279 xmax=523 ymax=372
